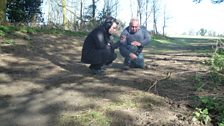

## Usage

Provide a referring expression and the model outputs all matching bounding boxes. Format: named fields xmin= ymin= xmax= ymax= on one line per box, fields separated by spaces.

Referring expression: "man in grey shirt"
xmin=119 ymin=18 xmax=151 ymax=69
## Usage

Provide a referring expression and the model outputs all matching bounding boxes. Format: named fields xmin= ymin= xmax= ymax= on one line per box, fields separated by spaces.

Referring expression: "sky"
xmin=116 ymin=0 xmax=224 ymax=35
xmin=42 ymin=0 xmax=224 ymax=35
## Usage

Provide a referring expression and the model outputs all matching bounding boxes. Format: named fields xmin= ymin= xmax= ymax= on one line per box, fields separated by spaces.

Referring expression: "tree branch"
xmin=147 ymin=72 xmax=172 ymax=92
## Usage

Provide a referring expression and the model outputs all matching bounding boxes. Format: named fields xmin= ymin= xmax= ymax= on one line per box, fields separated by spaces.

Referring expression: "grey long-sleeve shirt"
xmin=119 ymin=26 xmax=151 ymax=57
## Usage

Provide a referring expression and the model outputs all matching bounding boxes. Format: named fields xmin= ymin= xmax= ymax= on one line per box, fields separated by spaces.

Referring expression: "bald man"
xmin=119 ymin=18 xmax=151 ymax=69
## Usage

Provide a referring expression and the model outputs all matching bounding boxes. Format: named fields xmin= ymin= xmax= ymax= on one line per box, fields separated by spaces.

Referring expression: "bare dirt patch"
xmin=0 ymin=33 xmax=214 ymax=126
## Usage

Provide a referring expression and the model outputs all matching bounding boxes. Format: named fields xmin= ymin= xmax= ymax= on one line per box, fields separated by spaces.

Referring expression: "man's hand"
xmin=131 ymin=41 xmax=141 ymax=46
xmin=129 ymin=53 xmax=137 ymax=60
xmin=120 ymin=35 xmax=126 ymax=43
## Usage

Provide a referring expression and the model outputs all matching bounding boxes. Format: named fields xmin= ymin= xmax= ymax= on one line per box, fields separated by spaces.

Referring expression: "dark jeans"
xmin=124 ymin=53 xmax=144 ymax=68
xmin=89 ymin=53 xmax=117 ymax=70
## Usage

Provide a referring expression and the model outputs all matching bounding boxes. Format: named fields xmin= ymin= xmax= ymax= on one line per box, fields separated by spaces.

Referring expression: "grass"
xmin=57 ymin=111 xmax=110 ymax=126
xmin=147 ymin=35 xmax=218 ymax=54
xmin=0 ymin=25 xmax=87 ymax=47
xmin=0 ymin=25 xmax=87 ymax=37
xmin=55 ymin=92 xmax=165 ymax=126
xmin=35 ymin=28 xmax=87 ymax=37
xmin=2 ymin=39 xmax=15 ymax=45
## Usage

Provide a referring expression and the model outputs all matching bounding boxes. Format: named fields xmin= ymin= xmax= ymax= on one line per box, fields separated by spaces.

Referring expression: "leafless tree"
xmin=136 ymin=0 xmax=152 ymax=27
xmin=0 ymin=0 xmax=7 ymax=23
xmin=143 ymin=0 xmax=152 ymax=28
xmin=129 ymin=0 xmax=134 ymax=17
xmin=62 ymin=0 xmax=68 ymax=30
xmin=91 ymin=0 xmax=97 ymax=20
xmin=162 ymin=5 xmax=171 ymax=36
xmin=136 ymin=0 xmax=144 ymax=25
xmin=152 ymin=0 xmax=160 ymax=34
xmin=102 ymin=0 xmax=119 ymax=17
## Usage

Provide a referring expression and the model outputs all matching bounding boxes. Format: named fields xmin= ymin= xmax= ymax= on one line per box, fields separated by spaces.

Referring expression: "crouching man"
xmin=119 ymin=18 xmax=151 ymax=69
xmin=81 ymin=17 xmax=119 ymax=74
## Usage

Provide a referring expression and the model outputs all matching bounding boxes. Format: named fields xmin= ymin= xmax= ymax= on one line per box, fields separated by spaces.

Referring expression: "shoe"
xmin=101 ymin=66 xmax=106 ymax=70
xmin=144 ymin=64 xmax=150 ymax=69
xmin=90 ymin=69 xmax=105 ymax=75
xmin=122 ymin=65 xmax=130 ymax=70
xmin=101 ymin=64 xmax=112 ymax=70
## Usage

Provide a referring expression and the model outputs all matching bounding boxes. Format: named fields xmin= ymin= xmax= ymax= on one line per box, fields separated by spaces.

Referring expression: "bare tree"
xmin=47 ymin=0 xmax=63 ymax=27
xmin=143 ymin=0 xmax=152 ymax=28
xmin=82 ymin=0 xmax=99 ymax=21
xmin=193 ymin=0 xmax=224 ymax=3
xmin=136 ymin=0 xmax=144 ymax=25
xmin=62 ymin=0 xmax=68 ymax=30
xmin=0 ymin=0 xmax=7 ymax=23
xmin=45 ymin=0 xmax=79 ymax=30
xmin=79 ymin=0 xmax=84 ymax=29
xmin=152 ymin=0 xmax=160 ymax=34
xmin=162 ymin=5 xmax=171 ymax=36
xmin=162 ymin=7 xmax=166 ymax=36
xmin=99 ymin=0 xmax=119 ymax=19
xmin=92 ymin=0 xmax=97 ymax=20
xmin=129 ymin=0 xmax=134 ymax=17
xmin=136 ymin=0 xmax=153 ymax=27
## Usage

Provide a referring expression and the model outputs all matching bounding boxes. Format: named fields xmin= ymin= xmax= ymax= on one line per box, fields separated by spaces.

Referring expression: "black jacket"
xmin=81 ymin=26 xmax=113 ymax=64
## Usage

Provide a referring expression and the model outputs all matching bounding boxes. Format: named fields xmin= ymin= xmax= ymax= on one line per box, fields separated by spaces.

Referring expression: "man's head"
xmin=129 ymin=18 xmax=140 ymax=33
xmin=103 ymin=16 xmax=119 ymax=34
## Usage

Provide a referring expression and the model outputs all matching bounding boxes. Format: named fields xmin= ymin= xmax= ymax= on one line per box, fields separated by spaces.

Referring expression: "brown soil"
xmin=0 ymin=33 xmax=214 ymax=126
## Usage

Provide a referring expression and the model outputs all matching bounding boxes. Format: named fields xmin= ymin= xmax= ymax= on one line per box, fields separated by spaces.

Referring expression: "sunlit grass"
xmin=146 ymin=35 xmax=217 ymax=54
xmin=105 ymin=92 xmax=164 ymax=111
xmin=55 ymin=92 xmax=167 ymax=126
xmin=57 ymin=111 xmax=111 ymax=126
xmin=36 ymin=28 xmax=87 ymax=37
xmin=0 ymin=25 xmax=87 ymax=37
xmin=156 ymin=39 xmax=172 ymax=44
xmin=2 ymin=39 xmax=15 ymax=45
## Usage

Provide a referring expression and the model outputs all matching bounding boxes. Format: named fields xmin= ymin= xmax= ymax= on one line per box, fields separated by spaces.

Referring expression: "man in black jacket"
xmin=81 ymin=17 xmax=119 ymax=74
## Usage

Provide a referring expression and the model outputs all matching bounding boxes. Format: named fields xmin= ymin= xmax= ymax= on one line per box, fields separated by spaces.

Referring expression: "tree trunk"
xmin=153 ymin=9 xmax=158 ymax=34
xmin=79 ymin=0 xmax=83 ymax=30
xmin=162 ymin=9 xmax=166 ymax=36
xmin=144 ymin=0 xmax=149 ymax=28
xmin=62 ymin=0 xmax=68 ymax=30
xmin=92 ymin=0 xmax=96 ymax=20
xmin=137 ymin=0 xmax=143 ymax=25
xmin=152 ymin=0 xmax=158 ymax=34
xmin=0 ymin=0 xmax=7 ymax=23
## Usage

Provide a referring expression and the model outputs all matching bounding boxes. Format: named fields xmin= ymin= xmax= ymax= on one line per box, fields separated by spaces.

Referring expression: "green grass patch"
xmin=0 ymin=25 xmax=16 ymax=36
xmin=0 ymin=25 xmax=87 ymax=37
xmin=56 ymin=93 xmax=165 ymax=126
xmin=35 ymin=28 xmax=87 ymax=37
xmin=106 ymin=93 xmax=164 ymax=111
xmin=57 ymin=111 xmax=110 ymax=126
xmin=0 ymin=25 xmax=17 ymax=33
xmin=107 ymin=99 xmax=137 ymax=110
xmin=2 ymin=39 xmax=15 ymax=45
xmin=148 ymin=35 xmax=217 ymax=54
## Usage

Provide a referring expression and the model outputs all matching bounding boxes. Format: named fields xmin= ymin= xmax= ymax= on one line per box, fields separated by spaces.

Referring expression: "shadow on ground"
xmin=0 ymin=34 xmax=214 ymax=126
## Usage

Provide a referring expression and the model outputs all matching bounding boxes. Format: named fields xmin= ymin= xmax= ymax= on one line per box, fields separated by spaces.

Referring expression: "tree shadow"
xmin=0 ymin=34 xmax=213 ymax=125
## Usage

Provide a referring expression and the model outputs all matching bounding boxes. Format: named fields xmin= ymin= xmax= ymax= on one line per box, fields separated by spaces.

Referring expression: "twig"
xmin=147 ymin=72 xmax=172 ymax=92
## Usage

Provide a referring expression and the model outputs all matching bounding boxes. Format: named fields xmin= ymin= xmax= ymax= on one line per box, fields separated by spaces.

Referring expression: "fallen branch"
xmin=147 ymin=72 xmax=172 ymax=92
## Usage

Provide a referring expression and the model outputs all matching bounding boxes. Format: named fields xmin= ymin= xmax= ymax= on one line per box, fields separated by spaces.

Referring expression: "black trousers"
xmin=89 ymin=52 xmax=117 ymax=70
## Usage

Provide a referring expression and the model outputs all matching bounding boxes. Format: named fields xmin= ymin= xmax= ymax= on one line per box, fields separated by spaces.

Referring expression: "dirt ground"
xmin=0 ymin=33 xmax=214 ymax=126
